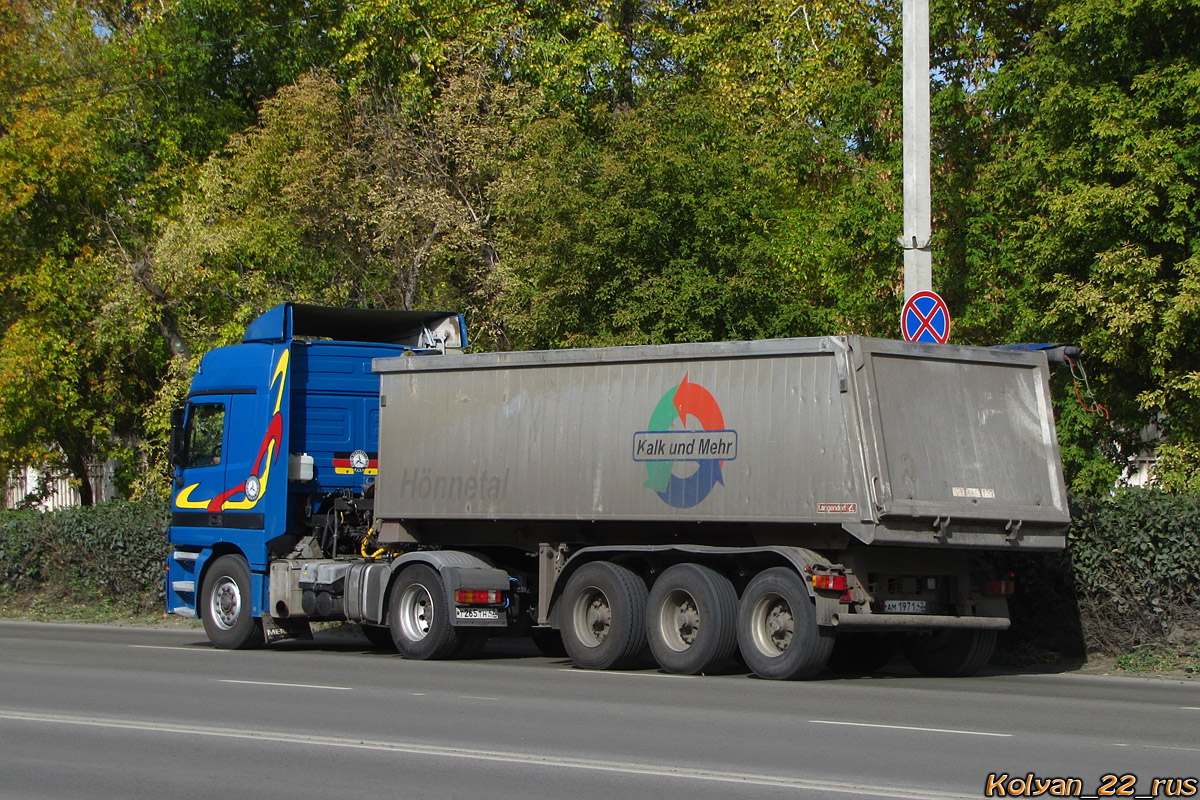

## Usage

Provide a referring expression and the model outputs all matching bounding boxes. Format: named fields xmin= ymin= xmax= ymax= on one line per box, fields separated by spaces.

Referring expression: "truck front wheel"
xmin=559 ymin=562 xmax=649 ymax=670
xmin=737 ymin=567 xmax=833 ymax=680
xmin=902 ymin=629 xmax=997 ymax=677
xmin=201 ymin=555 xmax=265 ymax=650
xmin=646 ymin=563 xmax=738 ymax=675
xmin=389 ymin=564 xmax=461 ymax=660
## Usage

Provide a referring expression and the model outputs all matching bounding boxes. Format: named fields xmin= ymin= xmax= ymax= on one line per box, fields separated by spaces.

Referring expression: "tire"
xmin=645 ymin=563 xmax=738 ymax=675
xmin=388 ymin=564 xmax=462 ymax=660
xmin=559 ymin=561 xmax=650 ymax=670
xmin=827 ymin=633 xmax=896 ymax=674
xmin=902 ymin=629 xmax=997 ymax=677
xmin=360 ymin=623 xmax=398 ymax=651
xmin=201 ymin=555 xmax=265 ymax=650
xmin=530 ymin=627 xmax=568 ymax=658
xmin=736 ymin=567 xmax=833 ymax=680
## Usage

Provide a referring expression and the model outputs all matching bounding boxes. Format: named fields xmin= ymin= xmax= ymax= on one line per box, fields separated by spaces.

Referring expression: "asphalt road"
xmin=1 ymin=620 xmax=1198 ymax=800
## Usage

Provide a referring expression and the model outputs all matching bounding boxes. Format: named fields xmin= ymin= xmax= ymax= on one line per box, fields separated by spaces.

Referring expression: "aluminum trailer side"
xmin=369 ymin=335 xmax=1068 ymax=678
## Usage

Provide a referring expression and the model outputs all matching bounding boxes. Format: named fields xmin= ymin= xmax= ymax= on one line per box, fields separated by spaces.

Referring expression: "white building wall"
xmin=3 ymin=462 xmax=118 ymax=511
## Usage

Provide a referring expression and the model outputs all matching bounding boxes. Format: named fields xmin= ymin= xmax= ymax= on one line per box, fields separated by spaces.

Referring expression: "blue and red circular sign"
xmin=901 ymin=290 xmax=951 ymax=344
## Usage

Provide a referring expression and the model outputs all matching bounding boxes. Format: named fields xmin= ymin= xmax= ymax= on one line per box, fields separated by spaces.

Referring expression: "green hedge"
xmin=998 ymin=488 xmax=1200 ymax=661
xmin=1 ymin=490 xmax=1196 ymax=660
xmin=1068 ymin=489 xmax=1200 ymax=654
xmin=0 ymin=500 xmax=169 ymax=611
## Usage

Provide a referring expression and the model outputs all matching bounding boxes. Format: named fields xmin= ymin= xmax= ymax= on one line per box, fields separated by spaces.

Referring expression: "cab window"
xmin=185 ymin=403 xmax=225 ymax=468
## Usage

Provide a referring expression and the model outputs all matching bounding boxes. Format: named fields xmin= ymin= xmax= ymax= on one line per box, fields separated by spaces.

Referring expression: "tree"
xmin=0 ymin=1 xmax=150 ymax=504
xmin=973 ymin=0 xmax=1200 ymax=491
xmin=0 ymin=0 xmax=351 ymax=502
xmin=495 ymin=91 xmax=812 ymax=348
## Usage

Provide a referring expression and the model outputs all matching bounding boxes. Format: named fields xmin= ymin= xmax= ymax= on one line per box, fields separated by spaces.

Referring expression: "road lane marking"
xmin=1136 ymin=743 xmax=1200 ymax=754
xmin=558 ymin=669 xmax=698 ymax=679
xmin=0 ymin=709 xmax=968 ymax=799
xmin=811 ymin=720 xmax=1012 ymax=738
xmin=129 ymin=645 xmax=225 ymax=652
xmin=218 ymin=679 xmax=353 ymax=691
xmin=1182 ymin=706 xmax=1200 ymax=711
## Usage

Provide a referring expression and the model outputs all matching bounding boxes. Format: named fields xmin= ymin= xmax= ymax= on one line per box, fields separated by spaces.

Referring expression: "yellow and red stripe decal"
xmin=175 ymin=348 xmax=289 ymax=512
xmin=332 ymin=457 xmax=378 ymax=476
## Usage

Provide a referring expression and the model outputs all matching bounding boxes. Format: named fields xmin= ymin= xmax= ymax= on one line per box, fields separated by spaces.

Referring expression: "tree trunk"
xmin=603 ymin=0 xmax=639 ymax=112
xmin=131 ymin=255 xmax=191 ymax=359
xmin=66 ymin=450 xmax=95 ymax=507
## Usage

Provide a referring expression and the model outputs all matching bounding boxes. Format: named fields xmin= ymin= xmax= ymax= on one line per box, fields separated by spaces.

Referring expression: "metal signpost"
xmin=901 ymin=0 xmax=942 ymax=337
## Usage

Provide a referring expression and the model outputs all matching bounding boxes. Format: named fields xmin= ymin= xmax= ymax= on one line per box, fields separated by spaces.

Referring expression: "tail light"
xmin=455 ymin=589 xmax=504 ymax=605
xmin=812 ymin=574 xmax=848 ymax=592
xmin=984 ymin=579 xmax=1015 ymax=596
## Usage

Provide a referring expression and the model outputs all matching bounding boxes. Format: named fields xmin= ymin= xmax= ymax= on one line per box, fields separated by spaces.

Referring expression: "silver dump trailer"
xmin=370 ymin=335 xmax=1068 ymax=679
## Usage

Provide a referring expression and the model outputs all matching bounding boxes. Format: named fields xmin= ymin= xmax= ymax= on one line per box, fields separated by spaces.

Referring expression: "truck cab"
xmin=165 ymin=303 xmax=466 ymax=647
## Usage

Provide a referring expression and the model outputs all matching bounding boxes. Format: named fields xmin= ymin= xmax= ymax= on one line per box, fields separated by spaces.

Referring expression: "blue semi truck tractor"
xmin=167 ymin=303 xmax=1071 ymax=679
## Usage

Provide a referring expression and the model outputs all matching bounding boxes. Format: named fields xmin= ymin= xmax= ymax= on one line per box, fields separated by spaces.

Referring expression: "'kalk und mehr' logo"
xmin=634 ymin=374 xmax=737 ymax=508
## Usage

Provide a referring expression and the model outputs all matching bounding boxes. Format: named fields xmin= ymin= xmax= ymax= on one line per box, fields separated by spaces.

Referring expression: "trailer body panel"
xmin=373 ymin=336 xmax=1068 ymax=542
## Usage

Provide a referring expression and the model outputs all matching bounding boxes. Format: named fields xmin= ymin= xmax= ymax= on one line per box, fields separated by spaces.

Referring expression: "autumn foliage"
xmin=3 ymin=0 xmax=1200 ymax=501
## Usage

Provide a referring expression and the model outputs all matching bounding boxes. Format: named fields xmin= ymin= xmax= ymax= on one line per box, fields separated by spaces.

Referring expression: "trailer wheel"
xmin=902 ymin=629 xmax=997 ymax=677
xmin=389 ymin=564 xmax=461 ymax=660
xmin=737 ymin=567 xmax=833 ymax=680
xmin=201 ymin=555 xmax=265 ymax=650
xmin=559 ymin=562 xmax=649 ymax=670
xmin=646 ymin=563 xmax=738 ymax=675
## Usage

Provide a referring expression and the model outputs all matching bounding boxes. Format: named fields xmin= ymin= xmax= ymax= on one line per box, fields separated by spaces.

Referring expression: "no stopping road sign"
xmin=901 ymin=290 xmax=951 ymax=344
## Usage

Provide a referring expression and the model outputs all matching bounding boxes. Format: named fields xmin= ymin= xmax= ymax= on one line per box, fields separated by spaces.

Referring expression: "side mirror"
xmin=169 ymin=405 xmax=187 ymax=469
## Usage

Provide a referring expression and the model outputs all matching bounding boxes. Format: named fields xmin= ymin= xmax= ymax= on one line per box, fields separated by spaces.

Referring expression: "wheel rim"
xmin=749 ymin=591 xmax=793 ymax=658
xmin=398 ymin=582 xmax=434 ymax=642
xmin=210 ymin=576 xmax=241 ymax=631
xmin=571 ymin=585 xmax=611 ymax=648
xmin=657 ymin=589 xmax=699 ymax=652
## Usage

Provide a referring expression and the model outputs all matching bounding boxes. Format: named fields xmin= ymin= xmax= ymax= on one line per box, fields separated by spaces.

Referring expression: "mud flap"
xmin=262 ymin=615 xmax=313 ymax=644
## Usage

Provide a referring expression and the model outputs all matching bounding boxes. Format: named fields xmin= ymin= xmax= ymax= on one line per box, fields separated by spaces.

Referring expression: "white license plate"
xmin=455 ymin=607 xmax=500 ymax=620
xmin=884 ymin=600 xmax=928 ymax=614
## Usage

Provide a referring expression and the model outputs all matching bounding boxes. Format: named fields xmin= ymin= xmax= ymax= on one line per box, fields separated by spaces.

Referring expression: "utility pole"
xmin=901 ymin=0 xmax=932 ymax=301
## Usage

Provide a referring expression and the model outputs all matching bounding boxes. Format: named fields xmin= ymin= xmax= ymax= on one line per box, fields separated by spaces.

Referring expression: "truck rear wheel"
xmin=646 ymin=563 xmax=738 ymax=675
xmin=737 ymin=567 xmax=833 ymax=680
xmin=559 ymin=561 xmax=649 ymax=670
xmin=902 ymin=629 xmax=997 ymax=677
xmin=389 ymin=564 xmax=462 ymax=660
xmin=201 ymin=555 xmax=265 ymax=650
